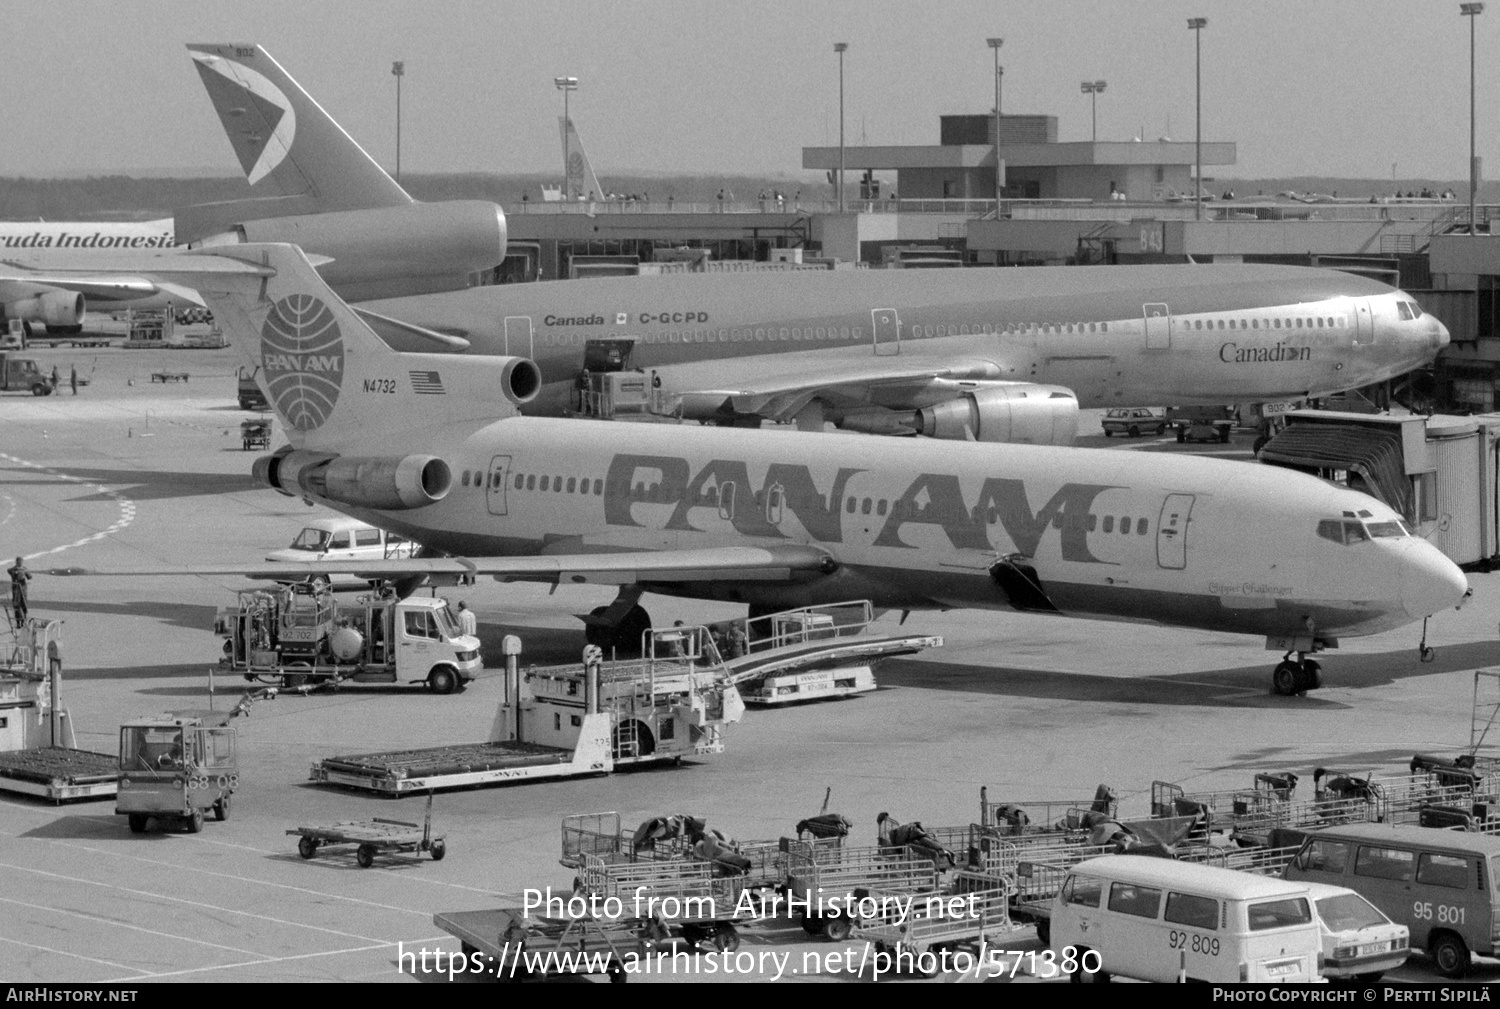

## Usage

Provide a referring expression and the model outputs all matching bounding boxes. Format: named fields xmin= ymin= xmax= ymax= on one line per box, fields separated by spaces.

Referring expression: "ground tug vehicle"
xmin=116 ymin=713 xmax=237 ymax=833
xmin=215 ymin=582 xmax=480 ymax=694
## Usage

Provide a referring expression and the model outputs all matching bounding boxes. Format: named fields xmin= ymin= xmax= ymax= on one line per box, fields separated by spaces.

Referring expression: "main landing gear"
xmin=1271 ymin=653 xmax=1322 ymax=696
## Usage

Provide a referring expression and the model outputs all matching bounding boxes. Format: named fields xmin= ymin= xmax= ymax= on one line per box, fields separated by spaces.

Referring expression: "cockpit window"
xmin=1407 ymin=301 xmax=1423 ymax=319
xmin=1317 ymin=520 xmax=1344 ymax=544
xmin=1397 ymin=302 xmax=1414 ymax=321
xmin=1318 ymin=519 xmax=1378 ymax=545
xmin=1344 ymin=521 xmax=1370 ymax=543
xmin=1366 ymin=521 xmax=1407 ymax=538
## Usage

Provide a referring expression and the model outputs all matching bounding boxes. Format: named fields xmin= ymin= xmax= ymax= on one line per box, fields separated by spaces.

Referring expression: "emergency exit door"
xmin=1143 ymin=304 xmax=1171 ymax=350
xmin=485 ymin=455 xmax=511 ymax=516
xmin=504 ymin=316 xmax=534 ymax=357
xmin=872 ymin=308 xmax=900 ymax=356
xmin=1157 ymin=493 xmax=1195 ymax=569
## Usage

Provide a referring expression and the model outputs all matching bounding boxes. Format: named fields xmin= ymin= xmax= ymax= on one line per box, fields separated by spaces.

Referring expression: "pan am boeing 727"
xmin=61 ymin=242 xmax=1469 ymax=697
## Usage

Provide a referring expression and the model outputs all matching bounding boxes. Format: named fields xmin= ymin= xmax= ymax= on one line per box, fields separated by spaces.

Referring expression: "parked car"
xmin=1101 ymin=407 xmax=1166 ymax=437
xmin=1302 ymin=881 xmax=1410 ymax=983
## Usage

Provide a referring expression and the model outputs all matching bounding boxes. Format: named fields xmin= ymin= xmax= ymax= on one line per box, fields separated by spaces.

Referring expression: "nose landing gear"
xmin=1272 ymin=652 xmax=1323 ymax=696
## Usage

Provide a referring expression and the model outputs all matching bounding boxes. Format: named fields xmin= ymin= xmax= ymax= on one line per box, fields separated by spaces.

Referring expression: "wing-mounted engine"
xmin=7 ymin=290 xmax=85 ymax=328
xmin=253 ymin=447 xmax=451 ymax=510
xmin=913 ymin=383 xmax=1079 ymax=445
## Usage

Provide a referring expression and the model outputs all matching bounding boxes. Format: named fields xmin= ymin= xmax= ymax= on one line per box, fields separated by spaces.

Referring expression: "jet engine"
xmin=914 ymin=384 xmax=1079 ymax=445
xmin=7 ymin=290 xmax=85 ymax=328
xmin=253 ymin=449 xmax=452 ymax=510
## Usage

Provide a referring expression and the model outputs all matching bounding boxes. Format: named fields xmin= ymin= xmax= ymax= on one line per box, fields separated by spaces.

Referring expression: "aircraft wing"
xmin=0 ymin=273 xmax=205 ymax=307
xmin=43 ymin=544 xmax=838 ymax=587
xmin=650 ymin=355 xmax=1013 ymax=422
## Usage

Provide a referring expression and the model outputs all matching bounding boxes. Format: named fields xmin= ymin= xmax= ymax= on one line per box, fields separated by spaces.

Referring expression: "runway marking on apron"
xmin=0 ymin=859 xmax=392 ymax=944
xmin=0 ymin=452 xmax=136 ymax=559
xmin=0 ymin=933 xmax=149 ymax=976
xmin=101 ymin=937 xmax=452 ymax=982
xmin=0 ymin=894 xmax=267 ymax=958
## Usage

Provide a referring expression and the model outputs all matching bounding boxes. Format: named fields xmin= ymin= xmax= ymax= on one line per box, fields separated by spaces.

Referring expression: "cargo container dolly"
xmin=309 ymin=628 xmax=744 ymax=794
xmin=852 ymin=871 xmax=1023 ymax=976
xmin=433 ymin=907 xmax=649 ymax=983
xmin=783 ymin=844 xmax=944 ymax=940
xmin=577 ymin=852 xmax=762 ymax=953
xmin=288 ymin=792 xmax=446 ymax=867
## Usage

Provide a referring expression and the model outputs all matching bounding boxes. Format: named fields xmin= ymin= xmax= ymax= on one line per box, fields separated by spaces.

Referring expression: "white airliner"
xmin=184 ymin=45 xmax=1448 ymax=446
xmin=54 ymin=243 xmax=1470 ymax=697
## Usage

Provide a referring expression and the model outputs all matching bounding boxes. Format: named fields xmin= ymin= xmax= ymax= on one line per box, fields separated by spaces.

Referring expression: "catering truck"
xmin=215 ymin=582 xmax=481 ymax=694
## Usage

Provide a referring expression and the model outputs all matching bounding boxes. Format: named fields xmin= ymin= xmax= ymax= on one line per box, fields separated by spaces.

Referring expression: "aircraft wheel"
xmin=1300 ymin=659 xmax=1323 ymax=691
xmin=1272 ymin=661 xmax=1301 ymax=696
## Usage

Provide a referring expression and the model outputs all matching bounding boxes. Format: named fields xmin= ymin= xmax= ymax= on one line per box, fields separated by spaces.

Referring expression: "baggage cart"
xmin=854 ymin=872 xmax=1023 ymax=974
xmin=288 ymin=794 xmax=446 ymax=867
xmin=433 ymin=907 xmax=648 ymax=983
xmin=578 ymin=853 xmax=763 ymax=952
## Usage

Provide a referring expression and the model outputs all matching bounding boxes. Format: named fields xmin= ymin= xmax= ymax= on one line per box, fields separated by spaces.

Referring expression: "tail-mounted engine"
xmin=254 ymin=448 xmax=451 ymax=510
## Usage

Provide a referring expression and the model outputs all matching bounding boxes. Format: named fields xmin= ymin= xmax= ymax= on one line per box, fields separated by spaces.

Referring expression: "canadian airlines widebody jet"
xmin=74 ymin=242 xmax=1469 ymax=698
xmin=186 ymin=45 xmax=1447 ymax=447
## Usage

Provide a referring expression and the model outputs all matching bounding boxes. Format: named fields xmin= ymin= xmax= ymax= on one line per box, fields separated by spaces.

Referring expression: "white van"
xmin=266 ymin=517 xmax=415 ymax=568
xmin=1050 ymin=855 xmax=1323 ymax=984
xmin=1301 ymin=880 xmax=1410 ymax=982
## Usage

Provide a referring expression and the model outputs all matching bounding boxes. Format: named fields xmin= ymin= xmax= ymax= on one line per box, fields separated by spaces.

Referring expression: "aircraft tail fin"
xmin=148 ymin=244 xmax=539 ymax=454
xmin=559 ymin=116 xmax=605 ymax=201
xmin=187 ymin=44 xmax=413 ymax=219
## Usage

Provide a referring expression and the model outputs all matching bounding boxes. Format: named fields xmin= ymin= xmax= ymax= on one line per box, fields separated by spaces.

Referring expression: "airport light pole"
xmin=988 ymin=38 xmax=1004 ymax=208
xmin=554 ymin=76 xmax=579 ymax=198
xmin=834 ymin=43 xmax=848 ymax=213
xmin=1081 ymin=79 xmax=1106 ymax=142
xmin=1187 ymin=18 xmax=1207 ymax=221
xmin=1462 ymin=4 xmax=1484 ymax=234
xmin=391 ymin=61 xmax=404 ymax=184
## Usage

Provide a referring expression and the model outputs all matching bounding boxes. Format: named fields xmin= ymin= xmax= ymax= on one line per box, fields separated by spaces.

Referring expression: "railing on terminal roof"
xmin=505 ymin=196 xmax=1500 ymax=226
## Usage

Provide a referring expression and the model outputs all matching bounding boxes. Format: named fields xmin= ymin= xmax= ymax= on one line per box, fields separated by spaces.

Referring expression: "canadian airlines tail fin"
xmin=559 ymin=117 xmax=605 ymax=201
xmin=152 ymin=244 xmax=539 ymax=454
xmin=186 ymin=44 xmax=412 ymax=221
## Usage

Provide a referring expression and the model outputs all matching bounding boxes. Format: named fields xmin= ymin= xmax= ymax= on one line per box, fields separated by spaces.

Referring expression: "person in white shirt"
xmin=456 ymin=600 xmax=477 ymax=637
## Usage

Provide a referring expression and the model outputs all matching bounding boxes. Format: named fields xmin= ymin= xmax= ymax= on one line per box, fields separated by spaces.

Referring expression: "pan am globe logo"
xmin=260 ymin=294 xmax=344 ymax=431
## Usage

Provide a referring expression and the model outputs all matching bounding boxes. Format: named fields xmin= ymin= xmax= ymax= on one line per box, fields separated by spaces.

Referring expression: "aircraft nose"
xmin=1400 ymin=540 xmax=1469 ymax=619
xmin=1430 ymin=316 xmax=1450 ymax=351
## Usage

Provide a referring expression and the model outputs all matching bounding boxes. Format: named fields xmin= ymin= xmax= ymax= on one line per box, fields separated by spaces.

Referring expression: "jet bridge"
xmin=1258 ymin=409 xmax=1500 ymax=568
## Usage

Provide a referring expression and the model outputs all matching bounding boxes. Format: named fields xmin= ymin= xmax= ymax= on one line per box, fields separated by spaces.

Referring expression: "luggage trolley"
xmin=579 ymin=853 xmax=765 ymax=952
xmin=288 ymin=793 xmax=446 ymax=867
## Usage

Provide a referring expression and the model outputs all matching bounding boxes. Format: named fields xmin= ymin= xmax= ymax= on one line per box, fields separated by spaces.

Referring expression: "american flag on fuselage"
xmin=409 ymin=370 xmax=444 ymax=395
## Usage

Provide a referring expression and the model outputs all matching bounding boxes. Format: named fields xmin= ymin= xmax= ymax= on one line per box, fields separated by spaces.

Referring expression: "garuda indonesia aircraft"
xmin=186 ymin=44 xmax=1448 ymax=446
xmin=84 ymin=243 xmax=1469 ymax=697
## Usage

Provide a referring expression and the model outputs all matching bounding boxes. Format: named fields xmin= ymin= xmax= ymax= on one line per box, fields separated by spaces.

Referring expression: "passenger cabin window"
xmin=1295 ymin=839 xmax=1350 ymax=873
xmin=1062 ymin=875 xmax=1102 ymax=908
xmin=1355 ymin=845 xmax=1415 ymax=882
xmin=1247 ymin=898 xmax=1311 ymax=931
xmin=1417 ymin=853 xmax=1473 ymax=889
xmin=1164 ymin=892 xmax=1219 ymax=930
xmin=1108 ymin=882 xmax=1163 ymax=918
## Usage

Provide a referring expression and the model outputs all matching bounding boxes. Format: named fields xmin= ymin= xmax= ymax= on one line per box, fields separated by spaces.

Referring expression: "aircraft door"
xmin=1143 ymin=304 xmax=1171 ymax=350
xmin=765 ymin=483 xmax=785 ymax=525
xmin=504 ymin=316 xmax=534 ymax=358
xmin=1156 ymin=493 xmax=1194 ymax=569
xmin=1352 ymin=299 xmax=1374 ymax=345
xmin=485 ymin=455 xmax=512 ymax=516
xmin=872 ymin=308 xmax=900 ymax=356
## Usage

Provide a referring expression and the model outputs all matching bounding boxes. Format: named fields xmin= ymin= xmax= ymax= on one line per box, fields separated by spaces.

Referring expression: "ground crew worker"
xmin=456 ymin=600 xmax=477 ymax=637
xmin=8 ymin=556 xmax=31 ymax=626
xmin=69 ymin=365 xmax=77 ymax=395
xmin=50 ymin=365 xmax=60 ymax=390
